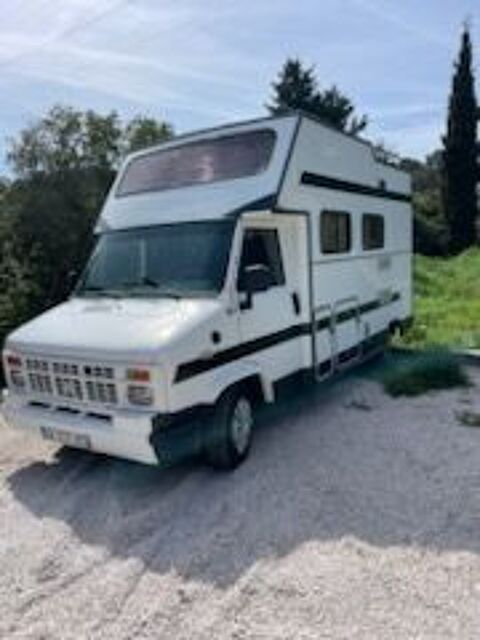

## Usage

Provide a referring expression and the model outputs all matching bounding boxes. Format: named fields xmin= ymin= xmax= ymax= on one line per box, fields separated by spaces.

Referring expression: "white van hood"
xmin=6 ymin=297 xmax=222 ymax=363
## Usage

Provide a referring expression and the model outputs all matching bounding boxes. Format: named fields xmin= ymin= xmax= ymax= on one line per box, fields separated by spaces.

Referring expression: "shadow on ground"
xmin=7 ymin=355 xmax=480 ymax=587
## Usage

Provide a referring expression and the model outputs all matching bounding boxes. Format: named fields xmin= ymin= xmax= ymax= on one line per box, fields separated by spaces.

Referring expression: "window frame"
xmin=75 ymin=220 xmax=235 ymax=299
xmin=115 ymin=128 xmax=277 ymax=198
xmin=319 ymin=210 xmax=352 ymax=255
xmin=362 ymin=213 xmax=385 ymax=251
xmin=237 ymin=227 xmax=286 ymax=292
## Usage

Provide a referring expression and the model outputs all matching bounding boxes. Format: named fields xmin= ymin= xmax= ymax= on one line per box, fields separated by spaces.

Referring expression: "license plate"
xmin=40 ymin=426 xmax=91 ymax=450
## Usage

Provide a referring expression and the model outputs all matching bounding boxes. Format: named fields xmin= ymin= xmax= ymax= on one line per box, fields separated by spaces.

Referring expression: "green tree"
xmin=8 ymin=105 xmax=172 ymax=176
xmin=125 ymin=116 xmax=173 ymax=153
xmin=399 ymin=153 xmax=448 ymax=256
xmin=401 ymin=151 xmax=444 ymax=221
xmin=7 ymin=105 xmax=119 ymax=175
xmin=267 ymin=58 xmax=367 ymax=134
xmin=0 ymin=235 xmax=39 ymax=343
xmin=442 ymin=27 xmax=479 ymax=254
xmin=0 ymin=105 xmax=174 ymax=370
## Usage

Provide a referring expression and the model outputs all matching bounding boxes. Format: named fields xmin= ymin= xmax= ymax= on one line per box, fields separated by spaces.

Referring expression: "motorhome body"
xmin=2 ymin=113 xmax=412 ymax=469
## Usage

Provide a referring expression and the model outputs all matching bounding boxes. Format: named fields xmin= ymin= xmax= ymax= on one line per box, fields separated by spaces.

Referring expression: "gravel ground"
xmin=1 ymin=364 xmax=480 ymax=639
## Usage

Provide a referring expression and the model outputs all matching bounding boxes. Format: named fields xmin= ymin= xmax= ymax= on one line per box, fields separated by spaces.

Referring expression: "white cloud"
xmin=0 ymin=0 xmax=477 ymax=168
xmin=0 ymin=0 xmax=262 ymax=118
xmin=347 ymin=0 xmax=451 ymax=48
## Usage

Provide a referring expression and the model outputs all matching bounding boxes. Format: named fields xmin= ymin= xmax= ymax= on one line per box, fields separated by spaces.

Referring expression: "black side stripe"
xmin=176 ymin=323 xmax=307 ymax=382
xmin=301 ymin=171 xmax=411 ymax=203
xmin=174 ymin=293 xmax=401 ymax=383
xmin=308 ymin=292 xmax=400 ymax=334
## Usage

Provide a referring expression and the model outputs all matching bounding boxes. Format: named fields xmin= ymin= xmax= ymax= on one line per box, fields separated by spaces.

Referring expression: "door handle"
xmin=239 ymin=291 xmax=253 ymax=311
xmin=291 ymin=292 xmax=301 ymax=316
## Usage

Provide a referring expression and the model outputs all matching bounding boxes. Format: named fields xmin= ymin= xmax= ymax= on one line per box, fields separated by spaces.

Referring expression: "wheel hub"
xmin=231 ymin=397 xmax=252 ymax=455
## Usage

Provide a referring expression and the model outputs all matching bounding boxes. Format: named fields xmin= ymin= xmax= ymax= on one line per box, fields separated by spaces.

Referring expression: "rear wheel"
xmin=204 ymin=387 xmax=254 ymax=470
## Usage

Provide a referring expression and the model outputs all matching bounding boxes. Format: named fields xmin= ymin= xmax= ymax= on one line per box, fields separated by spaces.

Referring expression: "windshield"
xmin=76 ymin=220 xmax=235 ymax=299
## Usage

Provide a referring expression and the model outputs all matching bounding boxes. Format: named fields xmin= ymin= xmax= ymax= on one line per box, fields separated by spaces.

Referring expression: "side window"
xmin=362 ymin=214 xmax=385 ymax=250
xmin=238 ymin=228 xmax=285 ymax=291
xmin=320 ymin=211 xmax=351 ymax=254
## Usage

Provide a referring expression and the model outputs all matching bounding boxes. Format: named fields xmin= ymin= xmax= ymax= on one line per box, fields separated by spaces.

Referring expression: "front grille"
xmin=23 ymin=357 xmax=118 ymax=406
xmin=26 ymin=358 xmax=49 ymax=372
xmin=53 ymin=361 xmax=79 ymax=376
xmin=85 ymin=380 xmax=117 ymax=404
xmin=55 ymin=376 xmax=84 ymax=401
xmin=84 ymin=365 xmax=114 ymax=380
xmin=28 ymin=372 xmax=53 ymax=394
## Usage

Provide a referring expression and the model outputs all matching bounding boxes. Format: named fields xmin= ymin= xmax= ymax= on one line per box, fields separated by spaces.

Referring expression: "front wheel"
xmin=204 ymin=387 xmax=254 ymax=470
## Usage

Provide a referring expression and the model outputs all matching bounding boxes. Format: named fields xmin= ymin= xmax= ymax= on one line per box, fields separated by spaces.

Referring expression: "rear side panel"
xmin=278 ymin=117 xmax=412 ymax=375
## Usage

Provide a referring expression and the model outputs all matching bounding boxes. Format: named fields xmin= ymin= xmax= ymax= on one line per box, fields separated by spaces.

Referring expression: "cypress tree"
xmin=442 ymin=27 xmax=478 ymax=253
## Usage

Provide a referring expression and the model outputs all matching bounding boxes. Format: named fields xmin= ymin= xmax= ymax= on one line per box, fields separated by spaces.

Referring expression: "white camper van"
xmin=1 ymin=113 xmax=412 ymax=469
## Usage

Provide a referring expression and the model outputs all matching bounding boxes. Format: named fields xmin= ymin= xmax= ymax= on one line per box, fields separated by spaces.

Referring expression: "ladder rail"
xmin=312 ymin=302 xmax=334 ymax=380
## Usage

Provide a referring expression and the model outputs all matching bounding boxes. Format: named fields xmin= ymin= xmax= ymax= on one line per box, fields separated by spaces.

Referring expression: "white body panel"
xmin=1 ymin=114 xmax=412 ymax=465
xmin=278 ymin=118 xmax=412 ymax=372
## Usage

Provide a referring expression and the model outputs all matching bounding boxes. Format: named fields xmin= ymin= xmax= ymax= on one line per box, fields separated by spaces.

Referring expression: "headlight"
xmin=127 ymin=385 xmax=154 ymax=406
xmin=10 ymin=369 xmax=26 ymax=389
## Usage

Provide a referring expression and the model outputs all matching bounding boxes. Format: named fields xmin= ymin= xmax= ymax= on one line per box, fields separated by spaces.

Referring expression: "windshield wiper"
xmin=118 ymin=277 xmax=183 ymax=299
xmin=141 ymin=276 xmax=162 ymax=288
xmin=77 ymin=285 xmax=121 ymax=298
xmin=119 ymin=276 xmax=159 ymax=290
xmin=156 ymin=289 xmax=183 ymax=300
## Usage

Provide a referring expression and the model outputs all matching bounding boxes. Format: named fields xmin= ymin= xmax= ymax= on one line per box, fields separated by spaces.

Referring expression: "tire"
xmin=204 ymin=386 xmax=254 ymax=470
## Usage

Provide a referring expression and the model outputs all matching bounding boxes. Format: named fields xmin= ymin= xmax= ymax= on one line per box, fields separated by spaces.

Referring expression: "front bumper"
xmin=1 ymin=391 xmax=212 ymax=467
xmin=0 ymin=392 xmax=148 ymax=465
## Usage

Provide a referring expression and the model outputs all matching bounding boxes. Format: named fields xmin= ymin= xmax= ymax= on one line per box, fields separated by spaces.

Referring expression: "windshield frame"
xmin=74 ymin=219 xmax=236 ymax=301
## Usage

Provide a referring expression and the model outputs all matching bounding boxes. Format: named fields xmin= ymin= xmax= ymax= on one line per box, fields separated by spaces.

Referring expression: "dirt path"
xmin=1 ymin=367 xmax=480 ymax=639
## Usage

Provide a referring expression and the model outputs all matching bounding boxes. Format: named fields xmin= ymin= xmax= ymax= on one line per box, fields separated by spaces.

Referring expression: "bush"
xmin=413 ymin=213 xmax=449 ymax=256
xmin=381 ymin=350 xmax=469 ymax=397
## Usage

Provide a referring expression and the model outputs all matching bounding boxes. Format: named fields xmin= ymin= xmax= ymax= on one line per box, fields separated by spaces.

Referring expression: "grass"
xmin=380 ymin=349 xmax=469 ymax=397
xmin=400 ymin=248 xmax=480 ymax=349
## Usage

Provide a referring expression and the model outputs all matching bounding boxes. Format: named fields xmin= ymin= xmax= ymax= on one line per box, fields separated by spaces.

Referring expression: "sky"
xmin=0 ymin=0 xmax=479 ymax=174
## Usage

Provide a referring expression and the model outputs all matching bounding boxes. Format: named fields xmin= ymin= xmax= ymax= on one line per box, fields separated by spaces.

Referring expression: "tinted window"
xmin=77 ymin=221 xmax=234 ymax=298
xmin=320 ymin=211 xmax=351 ymax=254
xmin=238 ymin=229 xmax=285 ymax=291
xmin=117 ymin=129 xmax=276 ymax=197
xmin=363 ymin=214 xmax=385 ymax=250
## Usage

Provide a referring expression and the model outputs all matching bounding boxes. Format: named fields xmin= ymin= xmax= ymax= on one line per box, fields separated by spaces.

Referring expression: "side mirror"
xmin=66 ymin=269 xmax=79 ymax=294
xmin=239 ymin=264 xmax=273 ymax=310
xmin=244 ymin=264 xmax=273 ymax=293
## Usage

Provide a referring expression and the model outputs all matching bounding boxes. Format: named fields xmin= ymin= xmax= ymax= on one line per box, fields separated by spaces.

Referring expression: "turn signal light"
xmin=126 ymin=368 xmax=151 ymax=383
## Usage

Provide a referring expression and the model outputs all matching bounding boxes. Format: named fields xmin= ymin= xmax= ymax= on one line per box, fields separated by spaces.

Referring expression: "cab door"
xmin=235 ymin=223 xmax=303 ymax=382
